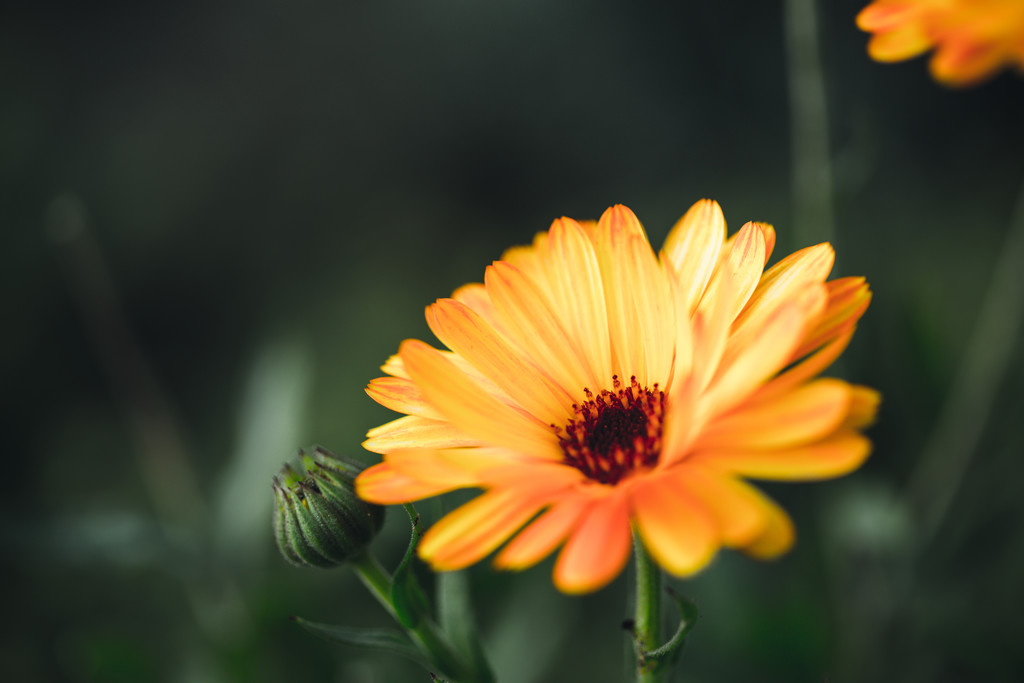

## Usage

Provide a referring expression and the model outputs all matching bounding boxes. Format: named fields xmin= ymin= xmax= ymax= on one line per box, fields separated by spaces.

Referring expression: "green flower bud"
xmin=272 ymin=446 xmax=385 ymax=568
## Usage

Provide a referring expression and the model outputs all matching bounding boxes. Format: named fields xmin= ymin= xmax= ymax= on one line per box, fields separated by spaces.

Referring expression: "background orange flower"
xmin=859 ymin=0 xmax=1024 ymax=86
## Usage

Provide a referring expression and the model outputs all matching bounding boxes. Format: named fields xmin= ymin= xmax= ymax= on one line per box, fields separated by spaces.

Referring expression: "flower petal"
xmin=661 ymin=199 xmax=726 ymax=314
xmin=452 ymin=283 xmax=515 ymax=340
xmin=747 ymin=328 xmax=854 ymax=405
xmin=867 ymin=23 xmax=934 ymax=62
xmin=698 ymin=221 xmax=767 ymax=327
xmin=631 ymin=472 xmax=719 ymax=577
xmin=791 ymin=277 xmax=871 ymax=361
xmin=675 ymin=464 xmax=770 ymax=548
xmin=842 ymin=385 xmax=881 ymax=429
xmin=383 ymin=447 xmax=522 ymax=487
xmin=593 ymin=206 xmax=655 ymax=384
xmin=399 ymin=339 xmax=562 ymax=458
xmin=366 ymin=377 xmax=444 ymax=420
xmin=740 ymin=493 xmax=794 ymax=559
xmin=427 ymin=298 xmax=574 ymax=424
xmin=547 ymin=217 xmax=615 ymax=384
xmin=493 ymin=495 xmax=591 ymax=571
xmin=697 ymin=430 xmax=873 ymax=481
xmin=420 ymin=489 xmax=546 ymax=570
xmin=701 ymin=302 xmax=807 ymax=419
xmin=930 ymin=38 xmax=1004 ymax=87
xmin=553 ymin=487 xmax=632 ymax=593
xmin=485 ymin=261 xmax=598 ymax=394
xmin=695 ymin=379 xmax=852 ymax=451
xmin=733 ymin=243 xmax=835 ymax=339
xmin=355 ymin=462 xmax=462 ymax=504
xmin=364 ymin=415 xmax=481 ymax=454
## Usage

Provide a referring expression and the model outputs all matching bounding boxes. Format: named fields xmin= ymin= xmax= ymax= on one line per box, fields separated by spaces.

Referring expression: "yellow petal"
xmin=733 ymin=243 xmax=835 ymax=338
xmin=631 ymin=472 xmax=719 ymax=577
xmin=857 ymin=2 xmax=918 ymax=32
xmin=383 ymin=448 xmax=511 ymax=487
xmin=485 ymin=261 xmax=597 ymax=394
xmin=355 ymin=462 xmax=462 ymax=504
xmin=494 ymin=495 xmax=591 ymax=571
xmin=930 ymin=38 xmax=1005 ymax=87
xmin=791 ymin=277 xmax=871 ymax=361
xmin=626 ymin=234 xmax=677 ymax=387
xmin=867 ymin=23 xmax=934 ymax=62
xmin=747 ymin=329 xmax=854 ymax=405
xmin=740 ymin=493 xmax=795 ymax=559
xmin=662 ymin=199 xmax=726 ymax=314
xmin=366 ymin=377 xmax=444 ymax=420
xmin=697 ymin=430 xmax=872 ymax=481
xmin=675 ymin=464 xmax=770 ymax=548
xmin=842 ymin=385 xmax=881 ymax=429
xmin=399 ymin=339 xmax=562 ymax=458
xmin=545 ymin=217 xmax=615 ymax=386
xmin=363 ymin=415 xmax=481 ymax=454
xmin=699 ymin=221 xmax=767 ymax=328
xmin=757 ymin=223 xmax=776 ymax=265
xmin=701 ymin=302 xmax=806 ymax=419
xmin=452 ymin=282 xmax=515 ymax=340
xmin=695 ymin=379 xmax=852 ymax=451
xmin=427 ymin=298 xmax=574 ymax=424
xmin=593 ymin=206 xmax=654 ymax=384
xmin=553 ymin=487 xmax=632 ymax=593
xmin=420 ymin=489 xmax=545 ymax=570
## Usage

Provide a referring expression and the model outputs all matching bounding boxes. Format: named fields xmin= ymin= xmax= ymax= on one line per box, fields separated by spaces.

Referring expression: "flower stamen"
xmin=555 ymin=375 xmax=665 ymax=485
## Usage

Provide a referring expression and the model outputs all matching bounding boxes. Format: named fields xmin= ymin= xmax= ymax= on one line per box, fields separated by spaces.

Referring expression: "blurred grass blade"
xmin=437 ymin=569 xmax=495 ymax=683
xmin=291 ymin=617 xmax=428 ymax=668
xmin=391 ymin=504 xmax=430 ymax=628
xmin=217 ymin=338 xmax=312 ymax=562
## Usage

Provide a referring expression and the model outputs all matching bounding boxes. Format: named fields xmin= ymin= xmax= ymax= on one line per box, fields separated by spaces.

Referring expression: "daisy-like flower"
xmin=356 ymin=201 xmax=878 ymax=594
xmin=857 ymin=0 xmax=1024 ymax=87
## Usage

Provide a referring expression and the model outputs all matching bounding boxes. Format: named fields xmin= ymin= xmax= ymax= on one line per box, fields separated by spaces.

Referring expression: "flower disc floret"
xmin=556 ymin=375 xmax=664 ymax=485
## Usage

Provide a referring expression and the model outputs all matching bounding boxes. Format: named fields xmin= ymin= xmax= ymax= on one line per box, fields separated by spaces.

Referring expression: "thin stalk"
xmin=633 ymin=533 xmax=665 ymax=683
xmin=351 ymin=550 xmax=478 ymax=683
xmin=908 ymin=175 xmax=1024 ymax=547
xmin=784 ymin=0 xmax=836 ymax=250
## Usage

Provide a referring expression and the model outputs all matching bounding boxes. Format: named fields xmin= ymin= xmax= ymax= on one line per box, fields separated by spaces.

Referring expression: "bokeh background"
xmin=4 ymin=1 xmax=1024 ymax=681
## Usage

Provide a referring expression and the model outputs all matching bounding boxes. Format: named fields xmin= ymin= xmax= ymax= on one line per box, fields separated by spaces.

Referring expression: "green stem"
xmin=633 ymin=532 xmax=666 ymax=683
xmin=351 ymin=550 xmax=477 ymax=682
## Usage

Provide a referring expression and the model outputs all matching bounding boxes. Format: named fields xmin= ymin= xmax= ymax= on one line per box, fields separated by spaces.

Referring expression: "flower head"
xmin=356 ymin=201 xmax=878 ymax=594
xmin=857 ymin=0 xmax=1024 ymax=87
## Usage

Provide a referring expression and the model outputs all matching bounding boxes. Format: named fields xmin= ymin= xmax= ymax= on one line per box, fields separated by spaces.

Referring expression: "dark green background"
xmin=4 ymin=1 xmax=1024 ymax=681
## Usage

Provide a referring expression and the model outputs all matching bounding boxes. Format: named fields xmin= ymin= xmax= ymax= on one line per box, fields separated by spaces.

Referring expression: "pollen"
xmin=555 ymin=375 xmax=665 ymax=485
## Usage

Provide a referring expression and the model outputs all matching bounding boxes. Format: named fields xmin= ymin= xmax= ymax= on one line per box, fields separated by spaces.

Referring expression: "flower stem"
xmin=351 ymin=550 xmax=477 ymax=682
xmin=633 ymin=532 xmax=666 ymax=683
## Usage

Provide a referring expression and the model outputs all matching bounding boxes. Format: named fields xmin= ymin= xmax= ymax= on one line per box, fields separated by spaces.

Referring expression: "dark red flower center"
xmin=555 ymin=375 xmax=665 ymax=485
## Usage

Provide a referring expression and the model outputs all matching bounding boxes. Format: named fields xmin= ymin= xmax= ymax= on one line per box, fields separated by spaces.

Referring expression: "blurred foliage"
xmin=3 ymin=1 xmax=1024 ymax=681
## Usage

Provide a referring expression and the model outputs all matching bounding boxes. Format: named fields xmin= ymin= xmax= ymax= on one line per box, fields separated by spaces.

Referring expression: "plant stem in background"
xmin=908 ymin=176 xmax=1024 ymax=547
xmin=784 ymin=0 xmax=836 ymax=250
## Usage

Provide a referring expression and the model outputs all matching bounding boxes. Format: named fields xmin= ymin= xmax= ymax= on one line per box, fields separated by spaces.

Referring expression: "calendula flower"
xmin=356 ymin=201 xmax=878 ymax=594
xmin=857 ymin=0 xmax=1024 ymax=86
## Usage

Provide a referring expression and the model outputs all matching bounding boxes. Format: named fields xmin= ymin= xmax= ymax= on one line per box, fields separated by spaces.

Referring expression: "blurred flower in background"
xmin=357 ymin=200 xmax=877 ymax=594
xmin=858 ymin=0 xmax=1024 ymax=86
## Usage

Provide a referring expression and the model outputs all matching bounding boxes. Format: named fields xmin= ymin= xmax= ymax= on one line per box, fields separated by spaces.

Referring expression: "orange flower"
xmin=857 ymin=0 xmax=1024 ymax=86
xmin=356 ymin=202 xmax=878 ymax=594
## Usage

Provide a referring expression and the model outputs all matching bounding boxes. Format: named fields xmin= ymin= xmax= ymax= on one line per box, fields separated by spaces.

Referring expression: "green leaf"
xmin=291 ymin=617 xmax=429 ymax=668
xmin=391 ymin=504 xmax=431 ymax=628
xmin=642 ymin=587 xmax=699 ymax=667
